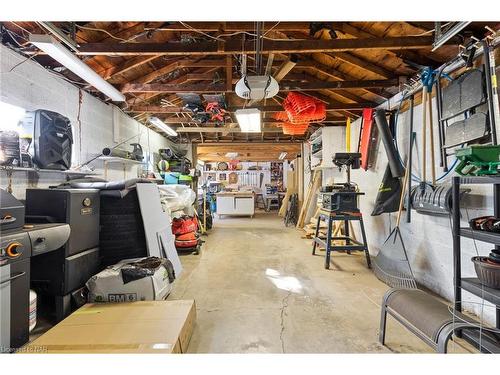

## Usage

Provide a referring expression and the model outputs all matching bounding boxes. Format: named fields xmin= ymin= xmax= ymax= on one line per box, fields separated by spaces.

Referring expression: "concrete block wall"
xmin=0 ymin=44 xmax=184 ymax=199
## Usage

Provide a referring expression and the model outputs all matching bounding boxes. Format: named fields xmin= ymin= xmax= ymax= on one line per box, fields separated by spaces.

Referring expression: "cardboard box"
xmin=23 ymin=300 xmax=196 ymax=353
xmin=87 ymin=258 xmax=173 ymax=303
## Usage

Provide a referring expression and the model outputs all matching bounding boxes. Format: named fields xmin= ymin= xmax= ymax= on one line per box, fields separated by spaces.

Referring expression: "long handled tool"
xmin=427 ymin=86 xmax=437 ymax=185
xmin=372 ymin=157 xmax=418 ymax=289
xmin=406 ymin=95 xmax=415 ymax=224
xmin=421 ymin=88 xmax=428 ymax=184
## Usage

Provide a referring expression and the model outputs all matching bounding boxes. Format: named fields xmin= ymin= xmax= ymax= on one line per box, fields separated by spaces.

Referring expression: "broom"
xmin=372 ymin=157 xmax=417 ymax=289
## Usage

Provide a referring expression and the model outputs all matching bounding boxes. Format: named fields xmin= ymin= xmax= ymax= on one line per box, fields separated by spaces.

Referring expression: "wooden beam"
xmin=98 ymin=57 xmax=226 ymax=80
xmin=147 ymin=22 xmax=312 ymax=32
xmin=329 ymin=52 xmax=394 ymax=79
xmin=125 ymin=58 xmax=225 ymax=84
xmin=311 ymin=28 xmax=394 ymax=100
xmin=121 ymin=78 xmax=399 ymax=93
xmin=131 ymin=57 xmax=184 ymax=84
xmin=160 ymin=116 xmax=344 ymax=125
xmin=99 ymin=56 xmax=158 ymax=80
xmin=198 ymin=143 xmax=301 ymax=149
xmin=280 ymin=78 xmax=399 ymax=91
xmin=123 ymin=82 xmax=225 ymax=93
xmin=295 ymin=58 xmax=392 ymax=101
xmin=77 ymin=36 xmax=451 ymax=56
xmin=126 ymin=102 xmax=373 ymax=114
xmin=332 ymin=22 xmax=441 ymax=67
xmin=274 ymin=56 xmax=298 ymax=82
xmin=198 ymin=155 xmax=297 ymax=162
xmin=197 ymin=142 xmax=302 ymax=147
xmin=177 ymin=127 xmax=285 ymax=133
xmin=127 ymin=66 xmax=219 ymax=104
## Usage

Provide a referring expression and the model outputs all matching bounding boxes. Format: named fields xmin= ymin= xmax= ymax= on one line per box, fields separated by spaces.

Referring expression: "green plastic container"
xmin=178 ymin=174 xmax=193 ymax=185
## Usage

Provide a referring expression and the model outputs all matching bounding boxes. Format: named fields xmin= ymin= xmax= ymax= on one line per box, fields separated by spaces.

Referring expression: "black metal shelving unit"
xmin=452 ymin=175 xmax=500 ymax=353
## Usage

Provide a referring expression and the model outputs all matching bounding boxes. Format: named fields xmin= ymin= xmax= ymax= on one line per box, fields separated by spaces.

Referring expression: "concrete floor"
xmin=169 ymin=212 xmax=472 ymax=353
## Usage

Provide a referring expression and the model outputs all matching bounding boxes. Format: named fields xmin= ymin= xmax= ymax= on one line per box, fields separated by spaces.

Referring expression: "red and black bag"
xmin=172 ymin=216 xmax=198 ymax=235
xmin=175 ymin=232 xmax=199 ymax=248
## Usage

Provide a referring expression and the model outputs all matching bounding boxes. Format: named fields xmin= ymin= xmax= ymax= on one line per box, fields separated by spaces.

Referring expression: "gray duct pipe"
xmin=374 ymin=109 xmax=405 ymax=178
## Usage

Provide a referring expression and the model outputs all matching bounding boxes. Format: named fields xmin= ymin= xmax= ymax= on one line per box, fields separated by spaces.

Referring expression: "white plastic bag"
xmin=158 ymin=184 xmax=196 ymax=213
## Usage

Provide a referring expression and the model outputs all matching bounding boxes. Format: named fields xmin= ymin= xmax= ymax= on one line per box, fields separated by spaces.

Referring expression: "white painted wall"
xmin=346 ymin=98 xmax=496 ymax=324
xmin=300 ymin=96 xmax=497 ymax=324
xmin=0 ymin=45 xmax=184 ymax=199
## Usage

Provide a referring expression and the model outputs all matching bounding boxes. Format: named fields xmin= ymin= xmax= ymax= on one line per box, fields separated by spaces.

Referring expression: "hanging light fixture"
xmin=149 ymin=117 xmax=178 ymax=137
xmin=235 ymin=108 xmax=261 ymax=133
xmin=29 ymin=34 xmax=126 ymax=102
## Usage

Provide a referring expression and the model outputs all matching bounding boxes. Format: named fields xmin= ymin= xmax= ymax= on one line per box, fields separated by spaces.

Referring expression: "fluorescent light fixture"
xmin=0 ymin=101 xmax=25 ymax=131
xmin=197 ymin=159 xmax=205 ymax=166
xmin=29 ymin=34 xmax=126 ymax=102
xmin=149 ymin=117 xmax=178 ymax=137
xmin=279 ymin=152 xmax=287 ymax=160
xmin=235 ymin=108 xmax=261 ymax=133
xmin=225 ymin=152 xmax=238 ymax=159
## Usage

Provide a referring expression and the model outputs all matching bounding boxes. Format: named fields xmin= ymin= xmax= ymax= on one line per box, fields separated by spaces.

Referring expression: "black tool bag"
xmin=371 ymin=164 xmax=402 ymax=216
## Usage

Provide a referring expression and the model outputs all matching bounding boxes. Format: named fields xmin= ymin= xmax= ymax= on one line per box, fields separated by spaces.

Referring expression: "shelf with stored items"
xmin=96 ymin=155 xmax=143 ymax=180
xmin=451 ymin=175 xmax=500 ymax=353
xmin=270 ymin=161 xmax=283 ymax=188
xmin=0 ymin=165 xmax=97 ymax=177
xmin=308 ymin=127 xmax=345 ymax=170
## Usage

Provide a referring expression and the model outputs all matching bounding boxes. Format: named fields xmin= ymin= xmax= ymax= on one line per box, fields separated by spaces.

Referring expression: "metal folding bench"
xmin=379 ymin=288 xmax=478 ymax=353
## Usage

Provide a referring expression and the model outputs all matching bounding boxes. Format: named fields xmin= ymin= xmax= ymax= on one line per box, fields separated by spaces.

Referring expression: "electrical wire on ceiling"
xmin=4 ymin=28 xmax=30 ymax=47
xmin=8 ymin=52 xmax=40 ymax=72
xmin=177 ymin=21 xmax=302 ymax=42
xmin=408 ymin=22 xmax=452 ymax=37
xmin=9 ymin=22 xmax=35 ymax=39
xmin=74 ymin=24 xmax=147 ymax=43
xmin=2 ymin=48 xmax=89 ymax=87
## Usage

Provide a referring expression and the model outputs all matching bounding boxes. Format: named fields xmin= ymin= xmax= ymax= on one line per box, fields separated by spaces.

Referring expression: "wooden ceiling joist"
xmin=295 ymin=58 xmax=392 ymax=100
xmin=99 ymin=55 xmax=158 ymax=80
xmin=332 ymin=22 xmax=442 ymax=67
xmin=5 ymin=20 xmax=479 ymax=143
xmin=121 ymin=78 xmax=399 ymax=93
xmin=273 ymin=56 xmax=298 ymax=82
xmin=77 ymin=36 xmax=452 ymax=56
xmin=126 ymin=102 xmax=373 ymax=114
xmin=160 ymin=117 xmax=344 ymax=125
xmin=328 ymin=52 xmax=394 ymax=79
xmin=147 ymin=22 xmax=312 ymax=32
xmin=197 ymin=142 xmax=302 ymax=161
xmin=177 ymin=127 xmax=285 ymax=133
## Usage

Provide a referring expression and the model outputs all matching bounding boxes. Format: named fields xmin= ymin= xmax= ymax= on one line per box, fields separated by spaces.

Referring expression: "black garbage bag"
xmin=371 ymin=164 xmax=402 ymax=216
xmin=121 ymin=257 xmax=176 ymax=284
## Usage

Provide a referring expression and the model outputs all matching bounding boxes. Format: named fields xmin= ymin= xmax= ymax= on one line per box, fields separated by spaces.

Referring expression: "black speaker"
xmin=22 ymin=110 xmax=73 ymax=170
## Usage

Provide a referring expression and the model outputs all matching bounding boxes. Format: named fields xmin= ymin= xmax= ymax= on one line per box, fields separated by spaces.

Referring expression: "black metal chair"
xmin=380 ymin=288 xmax=479 ymax=353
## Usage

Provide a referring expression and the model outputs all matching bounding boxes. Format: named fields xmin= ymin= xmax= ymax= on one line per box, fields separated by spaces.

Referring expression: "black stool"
xmin=312 ymin=209 xmax=371 ymax=269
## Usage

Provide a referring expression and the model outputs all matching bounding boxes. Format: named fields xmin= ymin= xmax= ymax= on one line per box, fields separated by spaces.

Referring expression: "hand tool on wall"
xmin=406 ymin=95 xmax=415 ymax=223
xmin=372 ymin=157 xmax=417 ymax=289
xmin=420 ymin=67 xmax=438 ymax=186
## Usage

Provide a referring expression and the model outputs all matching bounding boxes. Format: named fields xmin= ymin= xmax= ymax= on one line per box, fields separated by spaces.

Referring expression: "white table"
xmin=216 ymin=192 xmax=255 ymax=218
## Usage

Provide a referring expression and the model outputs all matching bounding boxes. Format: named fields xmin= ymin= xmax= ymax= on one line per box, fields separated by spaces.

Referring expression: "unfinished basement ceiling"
xmin=2 ymin=21 xmax=494 ymax=144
